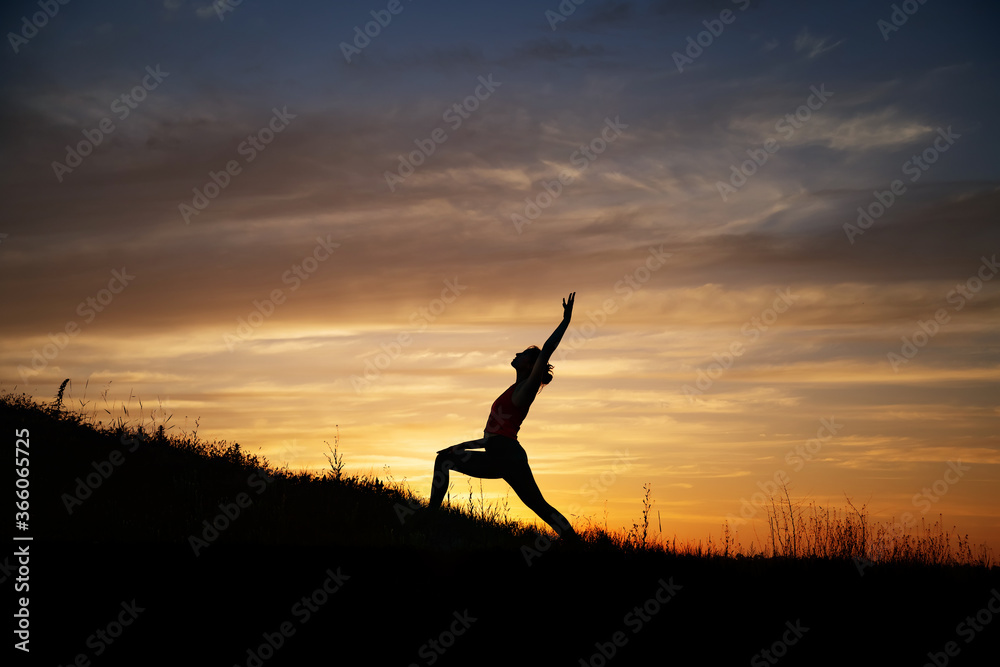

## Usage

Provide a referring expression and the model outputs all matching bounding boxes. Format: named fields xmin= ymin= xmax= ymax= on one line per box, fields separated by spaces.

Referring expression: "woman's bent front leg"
xmin=428 ymin=445 xmax=503 ymax=510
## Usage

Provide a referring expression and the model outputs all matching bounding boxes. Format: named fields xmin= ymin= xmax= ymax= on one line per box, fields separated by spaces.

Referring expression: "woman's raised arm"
xmin=513 ymin=292 xmax=575 ymax=406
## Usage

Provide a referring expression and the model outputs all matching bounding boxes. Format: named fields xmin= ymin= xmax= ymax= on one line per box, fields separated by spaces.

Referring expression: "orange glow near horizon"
xmin=10 ymin=286 xmax=998 ymax=554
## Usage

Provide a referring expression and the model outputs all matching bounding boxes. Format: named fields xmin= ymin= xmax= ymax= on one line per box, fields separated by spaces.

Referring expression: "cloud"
xmin=727 ymin=106 xmax=934 ymax=151
xmin=794 ymin=28 xmax=844 ymax=59
xmin=794 ymin=109 xmax=933 ymax=150
xmin=513 ymin=38 xmax=611 ymax=62
xmin=582 ymin=1 xmax=635 ymax=27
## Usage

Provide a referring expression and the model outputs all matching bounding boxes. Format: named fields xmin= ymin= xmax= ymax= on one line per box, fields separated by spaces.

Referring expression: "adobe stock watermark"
xmin=511 ymin=116 xmax=628 ymax=234
xmin=681 ymin=288 xmax=797 ymax=402
xmin=394 ymin=446 xmax=475 ymax=525
xmin=51 ymin=65 xmax=169 ymax=183
xmin=577 ymin=578 xmax=682 ymax=666
xmin=60 ymin=434 xmax=142 ymax=515
xmin=350 ymin=278 xmax=467 ymax=392
xmin=856 ymin=459 xmax=972 ymax=576
xmin=782 ymin=418 xmax=843 ymax=473
xmin=384 ymin=74 xmax=501 ymax=192
xmin=843 ymin=126 xmax=960 ymax=244
xmin=7 ymin=0 xmax=72 ymax=54
xmin=234 ymin=567 xmax=350 ymax=667
xmin=717 ymin=84 xmax=833 ymax=201
xmin=672 ymin=0 xmax=750 ymax=73
xmin=223 ymin=235 xmax=340 ymax=351
xmin=545 ymin=0 xmax=586 ymax=31
xmin=880 ymin=460 xmax=971 ymax=541
xmin=17 ymin=267 xmax=135 ymax=382
xmin=551 ymin=245 xmax=670 ymax=362
xmin=407 ymin=610 xmax=477 ymax=667
xmin=579 ymin=450 xmax=634 ymax=505
xmin=340 ymin=0 xmax=414 ymax=63
xmin=567 ymin=451 xmax=635 ymax=534
xmin=521 ymin=449 xmax=635 ymax=566
xmin=1 ymin=552 xmax=22 ymax=587
xmin=920 ymin=588 xmax=1000 ymax=667
xmin=750 ymin=620 xmax=810 ymax=666
xmin=727 ymin=417 xmax=843 ymax=527
xmin=877 ymin=0 xmax=932 ymax=41
xmin=912 ymin=460 xmax=970 ymax=515
xmin=520 ymin=511 xmax=576 ymax=566
xmin=887 ymin=254 xmax=997 ymax=371
xmin=50 ymin=599 xmax=145 ymax=662
xmin=188 ymin=469 xmax=275 ymax=556
xmin=179 ymin=106 xmax=296 ymax=224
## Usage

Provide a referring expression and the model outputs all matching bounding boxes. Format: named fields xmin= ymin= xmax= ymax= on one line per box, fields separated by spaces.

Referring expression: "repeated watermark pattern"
xmin=750 ymin=620 xmax=810 ymax=666
xmin=681 ymin=288 xmax=798 ymax=402
xmin=340 ymin=0 xmax=415 ymax=63
xmin=520 ymin=449 xmax=635 ymax=566
xmin=843 ymin=126 xmax=960 ymax=244
xmin=886 ymin=460 xmax=971 ymax=538
xmin=188 ymin=469 xmax=275 ymax=556
xmin=577 ymin=578 xmax=682 ymax=666
xmin=6 ymin=0 xmax=73 ymax=54
xmin=233 ymin=567 xmax=350 ymax=667
xmin=671 ymin=0 xmax=751 ymax=73
xmin=384 ymin=75 xmax=501 ymax=192
xmin=60 ymin=435 xmax=143 ymax=515
xmin=717 ymin=85 xmax=833 ymax=201
xmin=887 ymin=254 xmax=997 ymax=371
xmin=18 ymin=267 xmax=135 ymax=382
xmin=727 ymin=417 xmax=843 ymax=527
xmin=877 ymin=0 xmax=933 ymax=41
xmin=46 ymin=599 xmax=145 ymax=661
xmin=223 ymin=235 xmax=340 ymax=351
xmin=919 ymin=588 xmax=999 ymax=666
xmin=551 ymin=246 xmax=670 ymax=363
xmin=179 ymin=106 xmax=296 ymax=224
xmin=545 ymin=0 xmax=587 ymax=31
xmin=351 ymin=278 xmax=467 ymax=392
xmin=407 ymin=610 xmax=477 ymax=666
xmin=52 ymin=65 xmax=169 ymax=182
xmin=511 ymin=116 xmax=627 ymax=234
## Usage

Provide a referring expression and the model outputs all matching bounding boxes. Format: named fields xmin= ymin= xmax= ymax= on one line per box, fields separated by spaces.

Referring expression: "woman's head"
xmin=511 ymin=345 xmax=554 ymax=385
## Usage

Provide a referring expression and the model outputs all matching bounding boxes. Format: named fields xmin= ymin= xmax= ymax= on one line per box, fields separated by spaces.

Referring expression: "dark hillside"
xmin=4 ymin=391 xmax=998 ymax=666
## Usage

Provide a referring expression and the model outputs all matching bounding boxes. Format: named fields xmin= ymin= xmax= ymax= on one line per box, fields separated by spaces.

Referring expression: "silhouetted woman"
xmin=428 ymin=292 xmax=577 ymax=539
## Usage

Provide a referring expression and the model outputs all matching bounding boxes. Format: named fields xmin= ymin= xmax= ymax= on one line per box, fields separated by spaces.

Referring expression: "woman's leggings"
xmin=428 ymin=435 xmax=575 ymax=537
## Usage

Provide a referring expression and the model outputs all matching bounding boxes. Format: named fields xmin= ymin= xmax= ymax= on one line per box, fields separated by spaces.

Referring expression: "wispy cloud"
xmin=794 ymin=28 xmax=844 ymax=59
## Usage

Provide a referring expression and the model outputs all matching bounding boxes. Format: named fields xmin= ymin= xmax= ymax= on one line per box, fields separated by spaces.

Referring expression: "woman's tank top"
xmin=484 ymin=383 xmax=530 ymax=440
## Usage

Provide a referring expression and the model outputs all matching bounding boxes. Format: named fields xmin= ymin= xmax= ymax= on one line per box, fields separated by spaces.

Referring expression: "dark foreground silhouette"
xmin=429 ymin=293 xmax=577 ymax=539
xmin=3 ymin=390 xmax=998 ymax=666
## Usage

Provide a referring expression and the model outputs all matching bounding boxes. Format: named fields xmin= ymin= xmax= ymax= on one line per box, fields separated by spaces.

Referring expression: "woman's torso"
xmin=484 ymin=383 xmax=530 ymax=440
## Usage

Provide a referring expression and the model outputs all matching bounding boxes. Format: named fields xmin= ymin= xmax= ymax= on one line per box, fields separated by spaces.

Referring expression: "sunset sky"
xmin=2 ymin=0 xmax=998 ymax=550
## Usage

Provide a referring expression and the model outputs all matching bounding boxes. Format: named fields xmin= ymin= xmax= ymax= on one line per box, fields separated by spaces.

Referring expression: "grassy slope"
xmin=4 ymin=390 xmax=999 ymax=666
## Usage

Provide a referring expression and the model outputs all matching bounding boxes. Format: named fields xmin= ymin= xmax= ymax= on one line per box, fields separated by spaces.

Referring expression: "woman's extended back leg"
xmin=504 ymin=465 xmax=575 ymax=538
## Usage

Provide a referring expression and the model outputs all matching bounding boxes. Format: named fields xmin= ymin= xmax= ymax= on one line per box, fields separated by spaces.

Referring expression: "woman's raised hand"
xmin=562 ymin=292 xmax=575 ymax=320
